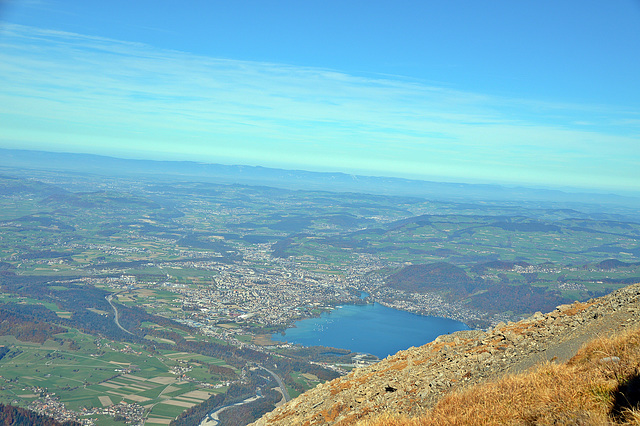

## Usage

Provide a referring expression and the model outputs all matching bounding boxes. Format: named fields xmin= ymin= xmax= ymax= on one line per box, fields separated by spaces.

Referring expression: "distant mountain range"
xmin=1 ymin=148 xmax=639 ymax=208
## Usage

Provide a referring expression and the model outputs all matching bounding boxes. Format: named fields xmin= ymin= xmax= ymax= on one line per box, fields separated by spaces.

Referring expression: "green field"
xmin=0 ymin=330 xmax=225 ymax=423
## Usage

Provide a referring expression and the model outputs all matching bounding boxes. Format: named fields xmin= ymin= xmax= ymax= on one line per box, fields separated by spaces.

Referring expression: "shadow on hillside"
xmin=610 ymin=373 xmax=640 ymax=422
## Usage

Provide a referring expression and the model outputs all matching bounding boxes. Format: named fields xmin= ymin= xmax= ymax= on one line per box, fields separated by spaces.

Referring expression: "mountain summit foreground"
xmin=253 ymin=283 xmax=640 ymax=425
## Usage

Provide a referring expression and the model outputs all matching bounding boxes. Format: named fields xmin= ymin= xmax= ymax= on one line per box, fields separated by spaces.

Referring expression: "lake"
xmin=271 ymin=302 xmax=469 ymax=359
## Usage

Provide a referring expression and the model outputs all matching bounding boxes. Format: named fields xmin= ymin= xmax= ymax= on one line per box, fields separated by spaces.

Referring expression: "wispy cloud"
xmin=0 ymin=23 xmax=638 ymax=191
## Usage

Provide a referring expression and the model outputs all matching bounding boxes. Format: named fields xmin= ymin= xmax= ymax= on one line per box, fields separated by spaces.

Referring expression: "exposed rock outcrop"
xmin=253 ymin=283 xmax=640 ymax=425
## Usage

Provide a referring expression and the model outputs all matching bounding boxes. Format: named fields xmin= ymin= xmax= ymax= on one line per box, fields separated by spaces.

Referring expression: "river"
xmin=271 ymin=301 xmax=469 ymax=359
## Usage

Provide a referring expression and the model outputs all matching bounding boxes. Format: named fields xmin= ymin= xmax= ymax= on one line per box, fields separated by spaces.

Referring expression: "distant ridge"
xmin=1 ymin=148 xmax=639 ymax=207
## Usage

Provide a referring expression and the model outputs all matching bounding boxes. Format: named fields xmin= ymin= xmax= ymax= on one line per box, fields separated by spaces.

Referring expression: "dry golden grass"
xmin=359 ymin=325 xmax=640 ymax=426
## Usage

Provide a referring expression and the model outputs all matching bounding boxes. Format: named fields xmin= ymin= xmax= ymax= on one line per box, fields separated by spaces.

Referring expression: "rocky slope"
xmin=253 ymin=283 xmax=640 ymax=425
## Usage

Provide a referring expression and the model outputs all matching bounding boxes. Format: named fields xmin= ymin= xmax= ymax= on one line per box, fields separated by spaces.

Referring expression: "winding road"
xmin=105 ymin=294 xmax=134 ymax=335
xmin=259 ymin=366 xmax=291 ymax=402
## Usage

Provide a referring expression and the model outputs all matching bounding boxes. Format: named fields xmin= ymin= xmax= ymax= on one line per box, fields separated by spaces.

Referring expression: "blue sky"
xmin=1 ymin=1 xmax=639 ymax=193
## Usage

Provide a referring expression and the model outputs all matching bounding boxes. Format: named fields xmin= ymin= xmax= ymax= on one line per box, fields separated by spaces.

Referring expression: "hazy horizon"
xmin=4 ymin=147 xmax=640 ymax=203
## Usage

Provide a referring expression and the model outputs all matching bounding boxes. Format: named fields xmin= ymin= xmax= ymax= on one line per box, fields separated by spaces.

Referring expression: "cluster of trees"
xmin=265 ymin=357 xmax=339 ymax=387
xmin=597 ymin=259 xmax=640 ymax=269
xmin=490 ymin=221 xmax=560 ymax=232
xmin=218 ymin=388 xmax=282 ymax=426
xmin=285 ymin=345 xmax=353 ymax=363
xmin=387 ymin=262 xmax=476 ymax=297
xmin=270 ymin=237 xmax=295 ymax=258
xmin=0 ymin=304 xmax=65 ymax=344
xmin=17 ymin=250 xmax=72 ymax=260
xmin=0 ymin=346 xmax=9 ymax=361
xmin=468 ymin=284 xmax=567 ymax=314
xmin=207 ymin=364 xmax=237 ymax=380
xmin=387 ymin=262 xmax=570 ymax=315
xmin=471 ymin=260 xmax=531 ymax=273
xmin=177 ymin=232 xmax=234 ymax=253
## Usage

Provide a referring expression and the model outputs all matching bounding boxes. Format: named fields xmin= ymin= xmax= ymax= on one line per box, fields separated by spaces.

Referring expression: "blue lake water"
xmin=272 ymin=302 xmax=470 ymax=359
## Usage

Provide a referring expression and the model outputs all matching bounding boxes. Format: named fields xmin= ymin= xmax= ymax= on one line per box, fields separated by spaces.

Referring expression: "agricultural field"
xmin=0 ymin=328 xmax=230 ymax=425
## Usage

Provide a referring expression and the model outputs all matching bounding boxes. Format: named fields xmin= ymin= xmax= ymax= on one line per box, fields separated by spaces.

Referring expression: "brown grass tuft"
xmin=358 ymin=325 xmax=640 ymax=426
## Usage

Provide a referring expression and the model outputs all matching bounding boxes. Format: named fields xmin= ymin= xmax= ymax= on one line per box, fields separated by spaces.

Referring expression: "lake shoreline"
xmin=271 ymin=301 xmax=470 ymax=359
